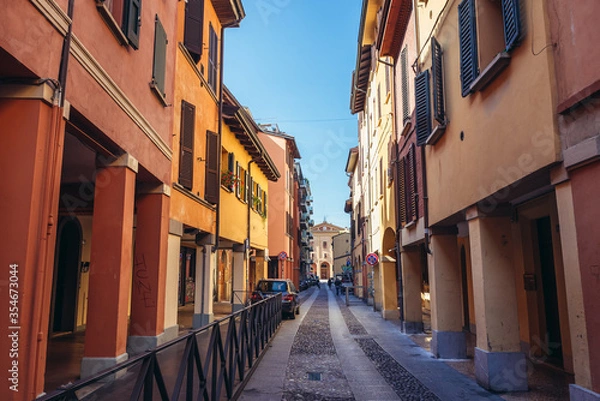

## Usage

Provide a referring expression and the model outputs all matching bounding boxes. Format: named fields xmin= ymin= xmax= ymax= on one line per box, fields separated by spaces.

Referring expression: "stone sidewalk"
xmin=238 ymin=285 xmax=505 ymax=401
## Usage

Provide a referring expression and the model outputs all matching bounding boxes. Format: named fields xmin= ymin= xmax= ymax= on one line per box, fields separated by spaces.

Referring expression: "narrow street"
xmin=239 ymin=286 xmax=502 ymax=401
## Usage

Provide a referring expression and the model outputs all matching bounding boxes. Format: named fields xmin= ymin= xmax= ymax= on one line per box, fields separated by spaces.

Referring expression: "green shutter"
xmin=415 ymin=70 xmax=432 ymax=146
xmin=458 ymin=0 xmax=478 ymax=97
xmin=502 ymin=0 xmax=522 ymax=51
xmin=152 ymin=15 xmax=167 ymax=97
xmin=124 ymin=0 xmax=141 ymax=49
xmin=179 ymin=101 xmax=195 ymax=190
xmin=184 ymin=0 xmax=204 ymax=61
xmin=431 ymin=37 xmax=445 ymax=124
xmin=205 ymin=131 xmax=219 ymax=204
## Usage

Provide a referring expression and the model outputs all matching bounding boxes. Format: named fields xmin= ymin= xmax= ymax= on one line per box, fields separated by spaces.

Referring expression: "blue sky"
xmin=224 ymin=1 xmax=362 ymax=229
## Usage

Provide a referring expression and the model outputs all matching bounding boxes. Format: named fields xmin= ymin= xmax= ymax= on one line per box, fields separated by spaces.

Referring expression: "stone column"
xmin=401 ymin=247 xmax=424 ymax=333
xmin=164 ymin=220 xmax=183 ymax=340
xmin=467 ymin=206 xmax=526 ymax=392
xmin=127 ymin=185 xmax=170 ymax=354
xmin=380 ymin=257 xmax=399 ymax=320
xmin=232 ymin=244 xmax=247 ymax=312
xmin=428 ymin=228 xmax=466 ymax=359
xmin=82 ymin=154 xmax=137 ymax=378
xmin=193 ymin=242 xmax=215 ymax=328
xmin=560 ymin=161 xmax=600 ymax=400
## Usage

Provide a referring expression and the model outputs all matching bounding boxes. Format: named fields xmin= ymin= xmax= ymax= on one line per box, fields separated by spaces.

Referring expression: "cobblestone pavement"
xmin=335 ymin=296 xmax=440 ymax=401
xmin=239 ymin=285 xmax=504 ymax=401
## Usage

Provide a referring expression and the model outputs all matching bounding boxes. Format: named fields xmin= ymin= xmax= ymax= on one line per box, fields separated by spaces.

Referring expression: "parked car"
xmin=250 ymin=279 xmax=300 ymax=319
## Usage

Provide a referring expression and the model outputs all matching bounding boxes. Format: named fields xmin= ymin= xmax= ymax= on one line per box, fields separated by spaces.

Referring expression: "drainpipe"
xmin=214 ymin=25 xmax=226 ymax=254
xmin=421 ymin=145 xmax=431 ymax=254
xmin=58 ymin=0 xmax=75 ymax=106
xmin=247 ymin=160 xmax=254 ymax=294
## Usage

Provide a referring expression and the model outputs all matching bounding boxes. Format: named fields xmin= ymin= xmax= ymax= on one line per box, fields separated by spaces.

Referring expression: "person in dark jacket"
xmin=327 ymin=278 xmax=333 ymax=289
xmin=334 ymin=277 xmax=342 ymax=295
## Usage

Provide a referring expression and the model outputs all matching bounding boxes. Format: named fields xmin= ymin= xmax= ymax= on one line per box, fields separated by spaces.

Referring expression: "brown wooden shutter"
xmin=205 ymin=130 xmax=219 ymax=204
xmin=398 ymin=156 xmax=406 ymax=225
xmin=179 ymin=101 xmax=195 ymax=190
xmin=184 ymin=0 xmax=204 ymax=61
xmin=407 ymin=144 xmax=417 ymax=221
xmin=208 ymin=24 xmax=218 ymax=91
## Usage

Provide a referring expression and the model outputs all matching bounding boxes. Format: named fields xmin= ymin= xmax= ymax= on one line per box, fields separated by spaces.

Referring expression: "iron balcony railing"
xmin=39 ymin=294 xmax=282 ymax=401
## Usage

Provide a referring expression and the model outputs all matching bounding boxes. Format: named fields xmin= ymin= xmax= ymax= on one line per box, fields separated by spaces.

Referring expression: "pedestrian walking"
xmin=334 ymin=277 xmax=341 ymax=295
xmin=327 ymin=278 xmax=333 ymax=289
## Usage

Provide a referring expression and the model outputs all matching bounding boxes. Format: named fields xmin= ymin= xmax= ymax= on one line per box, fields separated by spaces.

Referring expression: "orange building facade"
xmin=0 ymin=0 xmax=177 ymax=398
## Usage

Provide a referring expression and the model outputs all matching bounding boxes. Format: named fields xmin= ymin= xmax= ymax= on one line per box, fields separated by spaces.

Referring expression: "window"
xmin=236 ymin=163 xmax=247 ymax=202
xmin=415 ymin=70 xmax=432 ymax=146
xmin=179 ymin=101 xmax=195 ymax=190
xmin=384 ymin=62 xmax=390 ymax=95
xmin=220 ymin=149 xmax=235 ymax=191
xmin=151 ymin=15 xmax=167 ymax=103
xmin=184 ymin=0 xmax=204 ymax=63
xmin=205 ymin=131 xmax=219 ymax=204
xmin=323 ymin=241 xmax=327 ymax=249
xmin=459 ymin=0 xmax=522 ymax=96
xmin=96 ymin=0 xmax=141 ymax=49
xmin=208 ymin=24 xmax=218 ymax=92
xmin=377 ymin=84 xmax=382 ymax=122
xmin=400 ymin=47 xmax=410 ymax=124
xmin=431 ymin=37 xmax=445 ymax=125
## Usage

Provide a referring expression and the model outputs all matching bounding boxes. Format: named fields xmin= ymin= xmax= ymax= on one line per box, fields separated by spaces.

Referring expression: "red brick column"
xmin=128 ymin=186 xmax=170 ymax=354
xmin=82 ymin=154 xmax=137 ymax=378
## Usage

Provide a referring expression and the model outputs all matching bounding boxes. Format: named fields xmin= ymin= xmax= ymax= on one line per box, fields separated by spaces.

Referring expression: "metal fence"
xmin=39 ymin=295 xmax=282 ymax=401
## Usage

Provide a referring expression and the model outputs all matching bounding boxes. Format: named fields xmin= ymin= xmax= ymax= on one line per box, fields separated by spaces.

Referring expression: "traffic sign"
xmin=366 ymin=252 xmax=379 ymax=266
xmin=278 ymin=251 xmax=288 ymax=261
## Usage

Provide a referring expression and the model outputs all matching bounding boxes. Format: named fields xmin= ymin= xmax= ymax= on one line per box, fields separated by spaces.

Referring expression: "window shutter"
xmin=179 ymin=101 xmax=195 ymax=190
xmin=205 ymin=130 xmax=219 ymax=204
xmin=152 ymin=16 xmax=167 ymax=97
xmin=407 ymin=144 xmax=418 ymax=221
xmin=227 ymin=152 xmax=234 ymax=173
xmin=124 ymin=0 xmax=141 ymax=49
xmin=235 ymin=161 xmax=240 ymax=198
xmin=415 ymin=70 xmax=432 ymax=146
xmin=431 ymin=37 xmax=445 ymax=124
xmin=400 ymin=47 xmax=410 ymax=123
xmin=502 ymin=0 xmax=522 ymax=51
xmin=458 ymin=0 xmax=478 ymax=97
xmin=397 ymin=157 xmax=406 ymax=225
xmin=208 ymin=25 xmax=218 ymax=91
xmin=263 ymin=192 xmax=268 ymax=216
xmin=184 ymin=0 xmax=204 ymax=60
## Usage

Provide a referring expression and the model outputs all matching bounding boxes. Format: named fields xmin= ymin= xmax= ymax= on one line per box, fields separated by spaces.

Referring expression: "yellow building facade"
xmin=167 ymin=0 xmax=245 ymax=330
xmin=216 ymin=87 xmax=279 ymax=312
xmin=413 ymin=0 xmax=574 ymax=393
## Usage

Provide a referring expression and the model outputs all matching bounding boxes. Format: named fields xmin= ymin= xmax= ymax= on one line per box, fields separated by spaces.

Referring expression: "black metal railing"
xmin=39 ymin=295 xmax=282 ymax=401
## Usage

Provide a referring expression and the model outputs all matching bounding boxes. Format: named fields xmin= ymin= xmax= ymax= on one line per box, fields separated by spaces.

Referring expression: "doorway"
xmin=50 ymin=217 xmax=82 ymax=334
xmin=535 ymin=216 xmax=563 ymax=366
